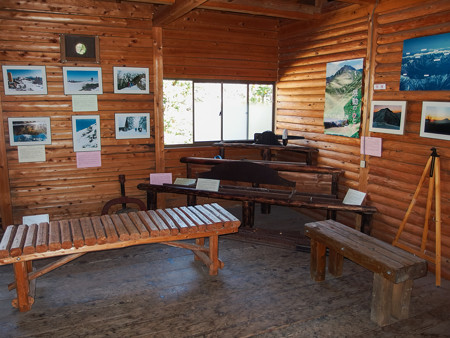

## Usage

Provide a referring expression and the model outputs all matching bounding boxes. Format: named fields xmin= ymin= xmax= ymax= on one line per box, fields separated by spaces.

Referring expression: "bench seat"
xmin=304 ymin=220 xmax=427 ymax=326
xmin=0 ymin=203 xmax=240 ymax=312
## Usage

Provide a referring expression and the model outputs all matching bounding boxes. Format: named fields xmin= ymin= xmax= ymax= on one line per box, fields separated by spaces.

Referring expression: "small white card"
xmin=174 ymin=178 xmax=197 ymax=186
xmin=22 ymin=214 xmax=49 ymax=225
xmin=150 ymin=173 xmax=172 ymax=185
xmin=18 ymin=145 xmax=46 ymax=163
xmin=196 ymin=178 xmax=220 ymax=191
xmin=343 ymin=188 xmax=366 ymax=205
xmin=72 ymin=95 xmax=98 ymax=112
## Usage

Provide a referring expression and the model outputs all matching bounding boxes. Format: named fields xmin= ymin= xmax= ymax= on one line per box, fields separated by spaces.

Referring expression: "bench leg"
xmin=208 ymin=235 xmax=220 ymax=276
xmin=371 ymin=273 xmax=413 ymax=326
xmin=310 ymin=239 xmax=326 ymax=281
xmin=242 ymin=201 xmax=254 ymax=227
xmin=12 ymin=261 xmax=34 ymax=312
xmin=328 ymin=249 xmax=343 ymax=277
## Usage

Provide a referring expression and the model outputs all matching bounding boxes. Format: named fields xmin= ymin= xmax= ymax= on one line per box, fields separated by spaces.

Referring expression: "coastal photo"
xmin=63 ymin=67 xmax=103 ymax=95
xmin=115 ymin=113 xmax=150 ymax=139
xmin=8 ymin=117 xmax=51 ymax=146
xmin=2 ymin=65 xmax=47 ymax=95
xmin=113 ymin=67 xmax=149 ymax=94
xmin=72 ymin=115 xmax=101 ymax=151
xmin=369 ymin=101 xmax=407 ymax=135
xmin=420 ymin=101 xmax=450 ymax=141
xmin=400 ymin=32 xmax=450 ymax=91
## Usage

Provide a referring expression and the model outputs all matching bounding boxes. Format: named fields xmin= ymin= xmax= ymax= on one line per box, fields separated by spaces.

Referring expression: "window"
xmin=163 ymin=80 xmax=274 ymax=145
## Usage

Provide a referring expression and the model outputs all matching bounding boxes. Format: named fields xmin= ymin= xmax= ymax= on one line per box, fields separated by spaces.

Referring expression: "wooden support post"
xmin=391 ymin=279 xmax=413 ymax=320
xmin=208 ymin=235 xmax=219 ymax=275
xmin=195 ymin=238 xmax=204 ymax=262
xmin=310 ymin=239 xmax=326 ymax=281
xmin=12 ymin=261 xmax=33 ymax=312
xmin=328 ymin=249 xmax=343 ymax=277
xmin=371 ymin=273 xmax=393 ymax=326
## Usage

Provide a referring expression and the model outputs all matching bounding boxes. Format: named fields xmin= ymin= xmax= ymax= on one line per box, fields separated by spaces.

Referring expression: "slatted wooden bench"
xmin=0 ymin=203 xmax=240 ymax=312
xmin=304 ymin=220 xmax=427 ymax=326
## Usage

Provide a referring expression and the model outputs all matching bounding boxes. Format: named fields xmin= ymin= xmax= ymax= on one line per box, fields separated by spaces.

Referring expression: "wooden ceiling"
xmin=127 ymin=0 xmax=377 ymax=26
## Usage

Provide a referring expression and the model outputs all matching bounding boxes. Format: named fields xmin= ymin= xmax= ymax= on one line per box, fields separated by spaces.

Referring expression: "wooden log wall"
xmin=277 ymin=0 xmax=450 ymax=279
xmin=163 ymin=9 xmax=279 ymax=206
xmin=0 ymin=0 xmax=155 ymax=225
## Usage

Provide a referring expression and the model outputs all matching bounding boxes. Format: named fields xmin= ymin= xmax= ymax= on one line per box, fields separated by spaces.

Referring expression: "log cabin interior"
xmin=0 ymin=0 xmax=449 ymax=335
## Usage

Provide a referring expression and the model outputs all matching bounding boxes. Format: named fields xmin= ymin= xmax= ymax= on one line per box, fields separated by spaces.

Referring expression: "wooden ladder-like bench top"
xmin=304 ymin=220 xmax=427 ymax=326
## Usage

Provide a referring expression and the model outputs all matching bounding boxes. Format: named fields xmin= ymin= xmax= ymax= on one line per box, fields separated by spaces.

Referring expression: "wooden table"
xmin=213 ymin=142 xmax=318 ymax=165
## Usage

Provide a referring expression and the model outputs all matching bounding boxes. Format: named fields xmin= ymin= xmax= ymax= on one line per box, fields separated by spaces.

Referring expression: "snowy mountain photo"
xmin=115 ymin=113 xmax=150 ymax=139
xmin=2 ymin=66 xmax=47 ymax=95
xmin=72 ymin=115 xmax=101 ymax=152
xmin=114 ymin=67 xmax=149 ymax=94
xmin=63 ymin=67 xmax=103 ymax=95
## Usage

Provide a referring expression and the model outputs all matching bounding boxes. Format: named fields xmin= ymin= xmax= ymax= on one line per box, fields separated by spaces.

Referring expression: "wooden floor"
xmin=1 ymin=206 xmax=449 ymax=337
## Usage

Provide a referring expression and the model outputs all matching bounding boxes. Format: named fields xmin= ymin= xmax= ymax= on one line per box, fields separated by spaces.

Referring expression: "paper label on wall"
xmin=343 ymin=188 xmax=366 ymax=205
xmin=22 ymin=214 xmax=49 ymax=225
xmin=361 ymin=136 xmax=382 ymax=157
xmin=196 ymin=178 xmax=220 ymax=192
xmin=72 ymin=95 xmax=98 ymax=112
xmin=150 ymin=173 xmax=172 ymax=185
xmin=18 ymin=145 xmax=46 ymax=163
xmin=76 ymin=151 xmax=101 ymax=168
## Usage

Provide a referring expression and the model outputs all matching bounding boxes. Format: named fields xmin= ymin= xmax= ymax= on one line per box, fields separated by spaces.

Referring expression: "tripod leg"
xmin=421 ymin=174 xmax=434 ymax=252
xmin=435 ymin=157 xmax=441 ymax=287
xmin=393 ymin=156 xmax=432 ymax=245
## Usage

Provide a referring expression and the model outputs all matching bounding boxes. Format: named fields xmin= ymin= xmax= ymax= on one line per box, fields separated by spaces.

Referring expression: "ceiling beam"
xmin=153 ymin=0 xmax=208 ymax=26
xmin=200 ymin=0 xmax=318 ymax=20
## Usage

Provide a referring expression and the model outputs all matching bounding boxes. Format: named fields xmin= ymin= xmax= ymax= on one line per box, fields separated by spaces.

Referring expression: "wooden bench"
xmin=138 ymin=161 xmax=377 ymax=232
xmin=304 ymin=220 xmax=427 ymax=326
xmin=0 ymin=203 xmax=240 ymax=312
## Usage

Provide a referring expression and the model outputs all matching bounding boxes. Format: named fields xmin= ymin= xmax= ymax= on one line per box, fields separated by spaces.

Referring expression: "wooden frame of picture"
xmin=72 ymin=115 xmax=101 ymax=152
xmin=369 ymin=101 xmax=407 ymax=135
xmin=113 ymin=67 xmax=150 ymax=94
xmin=60 ymin=34 xmax=99 ymax=63
xmin=2 ymin=65 xmax=47 ymax=95
xmin=420 ymin=101 xmax=450 ymax=141
xmin=63 ymin=67 xmax=103 ymax=95
xmin=8 ymin=117 xmax=51 ymax=146
xmin=115 ymin=113 xmax=150 ymax=139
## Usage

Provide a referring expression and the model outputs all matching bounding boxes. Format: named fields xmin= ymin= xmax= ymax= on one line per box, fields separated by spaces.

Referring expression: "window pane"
xmin=194 ymin=83 xmax=221 ymax=142
xmin=223 ymin=83 xmax=248 ymax=141
xmin=249 ymin=84 xmax=273 ymax=138
xmin=163 ymin=80 xmax=193 ymax=145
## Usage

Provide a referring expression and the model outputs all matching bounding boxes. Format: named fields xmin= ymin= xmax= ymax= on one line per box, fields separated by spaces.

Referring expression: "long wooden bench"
xmin=0 ymin=203 xmax=240 ymax=312
xmin=304 ymin=220 xmax=427 ymax=326
xmin=138 ymin=161 xmax=377 ymax=232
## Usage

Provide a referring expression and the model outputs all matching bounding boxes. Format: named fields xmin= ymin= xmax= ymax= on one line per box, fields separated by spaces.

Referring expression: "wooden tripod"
xmin=392 ymin=148 xmax=441 ymax=286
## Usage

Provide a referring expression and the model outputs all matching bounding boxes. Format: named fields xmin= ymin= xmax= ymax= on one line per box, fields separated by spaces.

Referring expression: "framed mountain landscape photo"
xmin=2 ymin=65 xmax=47 ymax=95
xmin=420 ymin=101 xmax=450 ymax=141
xmin=72 ymin=115 xmax=101 ymax=152
xmin=8 ymin=117 xmax=51 ymax=146
xmin=63 ymin=67 xmax=103 ymax=95
xmin=113 ymin=67 xmax=149 ymax=94
xmin=369 ymin=101 xmax=407 ymax=135
xmin=115 ymin=113 xmax=150 ymax=139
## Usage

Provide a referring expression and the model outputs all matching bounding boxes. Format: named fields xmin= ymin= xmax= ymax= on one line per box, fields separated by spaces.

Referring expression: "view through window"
xmin=163 ymin=80 xmax=273 ymax=145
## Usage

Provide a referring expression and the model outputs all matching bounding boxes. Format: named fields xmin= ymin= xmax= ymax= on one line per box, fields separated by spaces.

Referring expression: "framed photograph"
xmin=115 ymin=113 xmax=150 ymax=139
xmin=113 ymin=67 xmax=149 ymax=94
xmin=369 ymin=101 xmax=407 ymax=135
xmin=60 ymin=34 xmax=99 ymax=63
xmin=8 ymin=117 xmax=51 ymax=146
xmin=2 ymin=65 xmax=47 ymax=95
xmin=420 ymin=101 xmax=450 ymax=141
xmin=63 ymin=67 xmax=103 ymax=95
xmin=72 ymin=115 xmax=101 ymax=152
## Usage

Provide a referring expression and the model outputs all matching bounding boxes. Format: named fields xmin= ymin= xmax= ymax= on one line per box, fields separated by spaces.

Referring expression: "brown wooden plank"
xmin=118 ymin=213 xmax=141 ymax=240
xmin=146 ymin=210 xmax=171 ymax=235
xmin=0 ymin=226 xmax=17 ymax=258
xmin=90 ymin=216 xmax=107 ymax=245
xmin=48 ymin=221 xmax=61 ymax=251
xmin=69 ymin=219 xmax=84 ymax=249
xmin=173 ymin=207 xmax=197 ymax=233
xmin=210 ymin=203 xmax=241 ymax=228
xmin=110 ymin=214 xmax=130 ymax=241
xmin=23 ymin=224 xmax=38 ymax=255
xmin=180 ymin=206 xmax=207 ymax=231
xmin=156 ymin=209 xmax=179 ymax=235
xmin=59 ymin=220 xmax=73 ymax=249
xmin=194 ymin=205 xmax=222 ymax=230
xmin=100 ymin=215 xmax=119 ymax=244
xmin=136 ymin=210 xmax=161 ymax=236
xmin=127 ymin=212 xmax=150 ymax=238
xmin=10 ymin=224 xmax=28 ymax=257
xmin=165 ymin=208 xmax=189 ymax=234
xmin=80 ymin=217 xmax=96 ymax=246
xmin=187 ymin=206 xmax=213 ymax=229
xmin=202 ymin=204 xmax=229 ymax=227
xmin=36 ymin=222 xmax=49 ymax=253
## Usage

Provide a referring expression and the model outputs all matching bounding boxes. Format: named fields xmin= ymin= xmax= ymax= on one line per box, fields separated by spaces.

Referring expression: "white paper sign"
xmin=18 ymin=145 xmax=46 ymax=163
xmin=22 ymin=214 xmax=49 ymax=225
xmin=174 ymin=178 xmax=197 ymax=186
xmin=343 ymin=188 xmax=366 ymax=205
xmin=72 ymin=95 xmax=98 ymax=112
xmin=196 ymin=178 xmax=220 ymax=191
